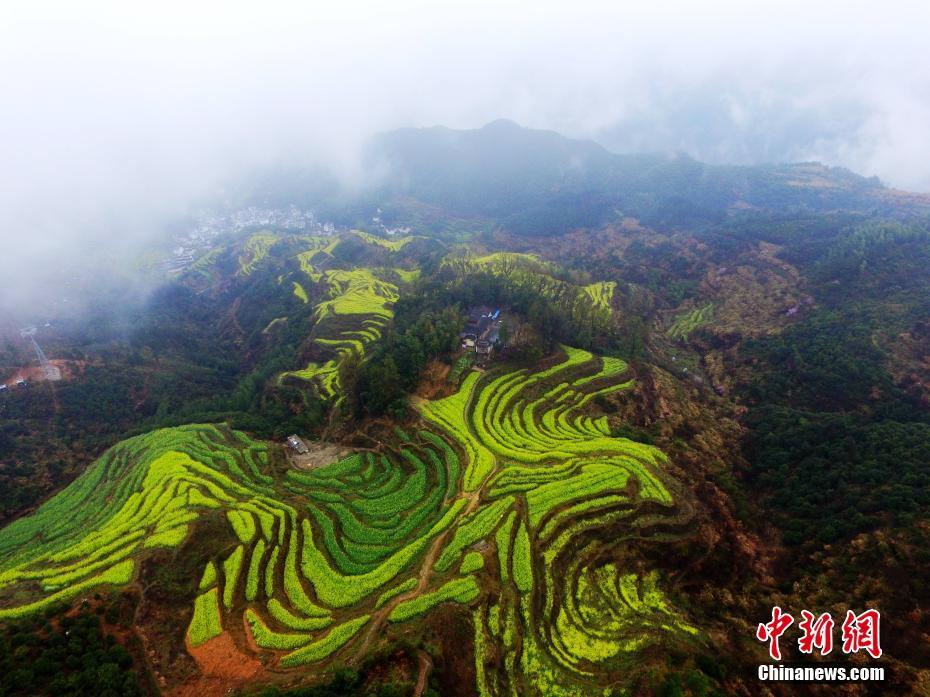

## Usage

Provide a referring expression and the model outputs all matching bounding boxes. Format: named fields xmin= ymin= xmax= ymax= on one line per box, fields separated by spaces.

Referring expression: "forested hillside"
xmin=2 ymin=123 xmax=929 ymax=696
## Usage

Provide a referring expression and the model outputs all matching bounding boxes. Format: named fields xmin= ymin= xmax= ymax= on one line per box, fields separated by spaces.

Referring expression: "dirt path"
xmin=223 ymin=297 xmax=247 ymax=340
xmin=289 ymin=441 xmax=352 ymax=471
xmin=351 ymin=381 xmax=493 ymax=664
xmin=413 ymin=649 xmax=433 ymax=697
xmin=351 ymin=489 xmax=483 ymax=662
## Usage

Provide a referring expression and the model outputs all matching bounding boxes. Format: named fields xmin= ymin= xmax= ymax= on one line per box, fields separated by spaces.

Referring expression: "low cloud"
xmin=1 ymin=0 xmax=928 ymax=314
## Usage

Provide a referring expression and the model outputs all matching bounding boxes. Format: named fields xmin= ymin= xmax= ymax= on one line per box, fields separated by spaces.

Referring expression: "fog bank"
xmin=2 ymin=0 xmax=929 ymax=313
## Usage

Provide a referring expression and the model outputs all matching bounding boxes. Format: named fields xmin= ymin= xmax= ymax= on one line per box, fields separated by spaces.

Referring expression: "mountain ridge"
xmin=359 ymin=120 xmax=930 ymax=233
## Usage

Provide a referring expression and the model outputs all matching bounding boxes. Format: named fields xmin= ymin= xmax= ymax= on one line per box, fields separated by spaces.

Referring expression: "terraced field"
xmin=668 ymin=303 xmax=714 ymax=340
xmin=0 ymin=349 xmax=693 ymax=695
xmin=352 ymin=230 xmax=424 ymax=252
xmin=272 ymin=231 xmax=438 ymax=401
xmin=239 ymin=232 xmax=281 ymax=275
xmin=280 ymin=267 xmax=399 ymax=401
xmin=444 ymin=252 xmax=617 ymax=321
xmin=182 ymin=230 xmax=425 ymax=403
xmin=581 ymin=281 xmax=617 ymax=312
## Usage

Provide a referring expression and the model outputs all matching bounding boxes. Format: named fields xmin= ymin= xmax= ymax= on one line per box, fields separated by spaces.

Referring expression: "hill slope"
xmin=0 ymin=349 xmax=699 ymax=695
xmin=366 ymin=120 xmax=930 ymax=233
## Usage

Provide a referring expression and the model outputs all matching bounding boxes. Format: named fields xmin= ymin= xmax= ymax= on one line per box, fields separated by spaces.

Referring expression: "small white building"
xmin=286 ymin=435 xmax=310 ymax=455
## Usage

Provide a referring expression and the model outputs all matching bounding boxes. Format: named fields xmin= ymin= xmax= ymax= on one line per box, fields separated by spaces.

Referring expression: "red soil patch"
xmin=171 ymin=632 xmax=266 ymax=697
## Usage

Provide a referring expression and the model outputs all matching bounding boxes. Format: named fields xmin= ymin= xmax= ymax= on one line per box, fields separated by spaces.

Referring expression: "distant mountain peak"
xmin=361 ymin=121 xmax=930 ymax=233
xmin=481 ymin=118 xmax=523 ymax=131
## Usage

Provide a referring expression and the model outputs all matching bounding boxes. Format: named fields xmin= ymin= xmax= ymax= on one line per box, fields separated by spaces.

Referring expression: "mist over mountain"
xmin=8 ymin=115 xmax=930 ymax=325
xmin=3 ymin=4 xmax=930 ymax=693
xmin=364 ymin=120 xmax=918 ymax=231
xmin=242 ymin=119 xmax=922 ymax=240
xmin=3 ymin=1 xmax=930 ymax=297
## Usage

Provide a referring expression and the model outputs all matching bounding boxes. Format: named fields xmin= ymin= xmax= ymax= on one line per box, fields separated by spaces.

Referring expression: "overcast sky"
xmin=2 ymin=0 xmax=929 ymax=300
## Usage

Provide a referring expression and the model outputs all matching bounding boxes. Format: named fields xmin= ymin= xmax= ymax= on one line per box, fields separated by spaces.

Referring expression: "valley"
xmin=1 ymin=122 xmax=930 ymax=696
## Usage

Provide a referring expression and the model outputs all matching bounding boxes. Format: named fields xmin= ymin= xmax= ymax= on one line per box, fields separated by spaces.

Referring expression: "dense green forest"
xmin=0 ymin=606 xmax=142 ymax=697
xmin=732 ymin=216 xmax=930 ymax=558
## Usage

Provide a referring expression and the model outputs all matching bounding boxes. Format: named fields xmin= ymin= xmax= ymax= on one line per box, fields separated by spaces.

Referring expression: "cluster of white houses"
xmin=161 ymin=205 xmax=340 ymax=274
